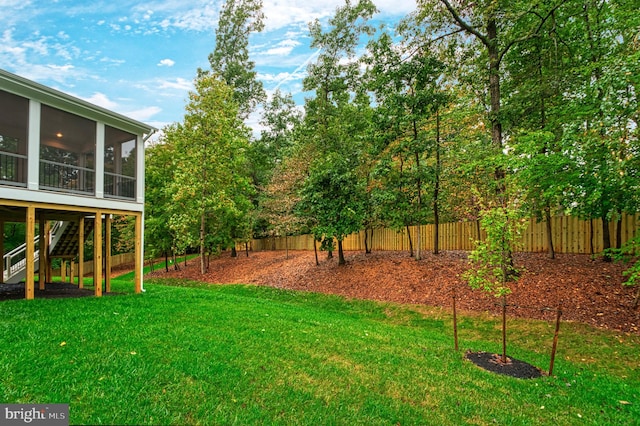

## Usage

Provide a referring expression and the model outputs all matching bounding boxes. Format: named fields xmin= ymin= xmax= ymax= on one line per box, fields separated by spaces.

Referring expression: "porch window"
xmin=0 ymin=90 xmax=28 ymax=186
xmin=39 ymin=105 xmax=96 ymax=194
xmin=104 ymin=126 xmax=136 ymax=200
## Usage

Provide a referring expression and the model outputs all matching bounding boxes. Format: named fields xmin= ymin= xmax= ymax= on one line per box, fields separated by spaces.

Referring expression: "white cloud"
xmin=158 ymin=77 xmax=193 ymax=91
xmin=264 ymin=46 xmax=295 ymax=56
xmin=79 ymin=92 xmax=160 ymax=122
xmin=374 ymin=0 xmax=417 ymax=15
xmin=0 ymin=0 xmax=417 ymax=132
xmin=259 ymin=71 xmax=305 ymax=84
xmin=0 ymin=30 xmax=85 ymax=84
xmin=130 ymin=1 xmax=221 ymax=33
xmin=158 ymin=58 xmax=175 ymax=67
xmin=278 ymin=38 xmax=301 ymax=48
xmin=260 ymin=0 xmax=416 ymax=31
xmin=84 ymin=92 xmax=119 ymax=110
xmin=260 ymin=38 xmax=301 ymax=56
xmin=263 ymin=48 xmax=319 ymax=91
xmin=0 ymin=0 xmax=32 ymax=6
xmin=100 ymin=56 xmax=126 ymax=65
xmin=124 ymin=0 xmax=415 ymax=35
xmin=126 ymin=105 xmax=162 ymax=121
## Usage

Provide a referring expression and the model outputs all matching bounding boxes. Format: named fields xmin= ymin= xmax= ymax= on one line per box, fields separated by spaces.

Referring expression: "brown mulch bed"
xmin=148 ymin=250 xmax=640 ymax=335
xmin=465 ymin=350 xmax=544 ymax=379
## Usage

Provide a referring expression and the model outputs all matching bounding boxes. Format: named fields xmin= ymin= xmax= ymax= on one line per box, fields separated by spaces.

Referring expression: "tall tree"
xmin=166 ymin=74 xmax=252 ymax=273
xmin=144 ymin=140 xmax=178 ymax=266
xmin=208 ymin=0 xmax=266 ymax=120
xmin=415 ymin=0 xmax=565 ymax=271
xmin=365 ymin=30 xmax=449 ymax=259
xmin=559 ymin=0 xmax=640 ymax=258
xmin=251 ymin=89 xmax=302 ymax=188
xmin=299 ymin=0 xmax=377 ymax=265
xmin=260 ymin=144 xmax=311 ymax=257
xmin=416 ymin=0 xmax=562 ymax=151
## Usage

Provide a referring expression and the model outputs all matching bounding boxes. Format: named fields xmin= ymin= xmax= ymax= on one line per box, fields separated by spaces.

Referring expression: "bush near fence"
xmin=245 ymin=214 xmax=640 ymax=254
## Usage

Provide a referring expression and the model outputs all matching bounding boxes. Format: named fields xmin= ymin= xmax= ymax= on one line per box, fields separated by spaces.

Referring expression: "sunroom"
xmin=0 ymin=68 xmax=156 ymax=299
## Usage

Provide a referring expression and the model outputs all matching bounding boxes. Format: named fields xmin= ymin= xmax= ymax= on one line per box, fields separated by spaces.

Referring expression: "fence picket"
xmin=244 ymin=213 xmax=639 ymax=254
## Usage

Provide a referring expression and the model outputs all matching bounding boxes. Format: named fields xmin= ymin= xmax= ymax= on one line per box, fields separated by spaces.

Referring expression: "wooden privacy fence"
xmin=54 ymin=252 xmax=137 ymax=277
xmin=247 ymin=214 xmax=640 ymax=254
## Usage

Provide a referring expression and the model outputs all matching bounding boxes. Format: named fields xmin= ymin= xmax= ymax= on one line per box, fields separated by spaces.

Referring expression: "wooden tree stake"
xmin=452 ymin=287 xmax=459 ymax=351
xmin=549 ymin=305 xmax=562 ymax=376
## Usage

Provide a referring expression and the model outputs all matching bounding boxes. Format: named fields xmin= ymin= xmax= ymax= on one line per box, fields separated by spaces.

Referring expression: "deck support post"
xmin=135 ymin=213 xmax=142 ymax=293
xmin=45 ymin=221 xmax=51 ymax=284
xmin=93 ymin=212 xmax=102 ymax=297
xmin=105 ymin=214 xmax=112 ymax=293
xmin=25 ymin=206 xmax=35 ymax=300
xmin=78 ymin=217 xmax=85 ymax=288
xmin=38 ymin=217 xmax=46 ymax=290
xmin=0 ymin=220 xmax=4 ymax=284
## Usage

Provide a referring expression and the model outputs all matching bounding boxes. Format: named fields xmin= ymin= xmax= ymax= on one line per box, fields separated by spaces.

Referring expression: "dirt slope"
xmin=149 ymin=250 xmax=639 ymax=334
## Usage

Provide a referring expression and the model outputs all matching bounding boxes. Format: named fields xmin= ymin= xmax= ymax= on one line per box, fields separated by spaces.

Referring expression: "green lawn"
xmin=0 ymin=275 xmax=638 ymax=425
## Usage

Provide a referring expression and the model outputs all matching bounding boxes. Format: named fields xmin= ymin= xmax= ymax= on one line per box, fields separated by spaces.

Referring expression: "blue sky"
xmin=1 ymin=0 xmax=416 ymax=134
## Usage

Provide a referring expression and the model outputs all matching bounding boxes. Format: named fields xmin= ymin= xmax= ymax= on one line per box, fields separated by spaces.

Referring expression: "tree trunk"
xmin=416 ymin=224 xmax=421 ymax=261
xmin=338 ymin=239 xmax=345 ymax=265
xmin=413 ymin=117 xmax=422 ymax=261
xmin=538 ymin=42 xmax=556 ymax=261
xmin=590 ymin=219 xmax=595 ymax=258
xmin=172 ymin=249 xmax=179 ymax=271
xmin=545 ymin=205 xmax=555 ymax=259
xmin=245 ymin=242 xmax=249 ymax=257
xmin=406 ymin=225 xmax=414 ymax=257
xmin=433 ymin=108 xmax=441 ymax=255
xmin=487 ymin=19 xmax=503 ymax=151
xmin=616 ymin=212 xmax=622 ymax=249
xmin=602 ymin=214 xmax=612 ymax=261
xmin=501 ymin=294 xmax=508 ymax=363
xmin=164 ymin=250 xmax=169 ymax=273
xmin=285 ymin=234 xmax=289 ymax=259
xmin=231 ymin=246 xmax=237 ymax=257
xmin=364 ymin=227 xmax=369 ymax=254
xmin=364 ymin=227 xmax=371 ymax=254
xmin=200 ymin=212 xmax=206 ymax=274
xmin=314 ymin=238 xmax=319 ymax=266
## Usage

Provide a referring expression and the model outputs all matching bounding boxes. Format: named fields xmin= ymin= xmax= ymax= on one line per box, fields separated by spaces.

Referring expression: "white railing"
xmin=2 ymin=221 xmax=64 ymax=283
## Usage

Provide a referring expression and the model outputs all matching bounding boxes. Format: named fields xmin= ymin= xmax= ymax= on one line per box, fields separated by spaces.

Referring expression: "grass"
xmin=0 ymin=275 xmax=638 ymax=425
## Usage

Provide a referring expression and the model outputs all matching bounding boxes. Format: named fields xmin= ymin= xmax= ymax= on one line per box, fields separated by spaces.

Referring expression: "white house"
xmin=0 ymin=68 xmax=156 ymax=299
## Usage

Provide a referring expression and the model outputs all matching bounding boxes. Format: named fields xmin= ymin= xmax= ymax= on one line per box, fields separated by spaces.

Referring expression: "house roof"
xmin=0 ymin=68 xmax=156 ymax=137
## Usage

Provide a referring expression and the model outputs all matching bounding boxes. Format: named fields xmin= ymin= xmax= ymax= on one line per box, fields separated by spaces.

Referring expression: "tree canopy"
xmin=145 ymin=0 xmax=639 ymax=271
